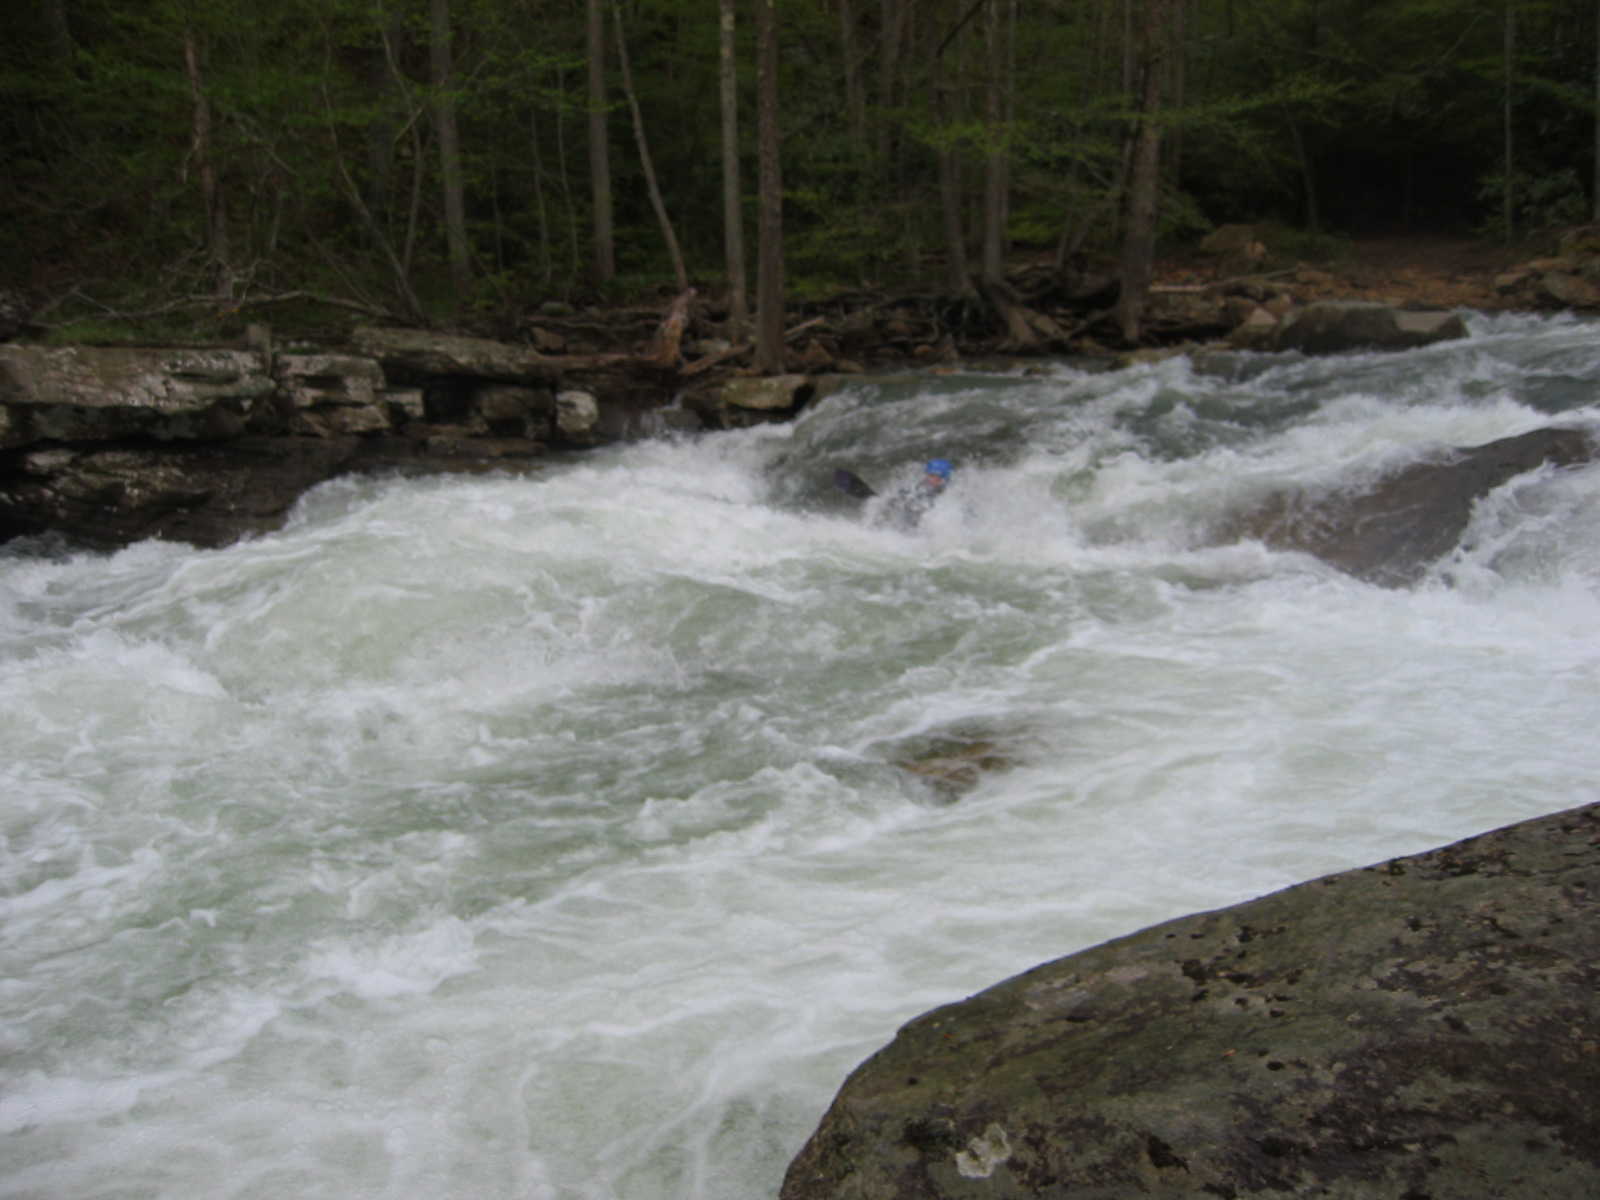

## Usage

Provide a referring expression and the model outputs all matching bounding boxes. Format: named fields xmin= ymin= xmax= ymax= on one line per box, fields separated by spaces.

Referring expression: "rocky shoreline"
xmin=5 ymin=228 xmax=1599 ymax=554
xmin=0 ymin=279 xmax=1525 ymax=555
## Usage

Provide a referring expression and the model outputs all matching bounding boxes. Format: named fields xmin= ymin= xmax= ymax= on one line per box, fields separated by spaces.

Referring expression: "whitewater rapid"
xmin=4 ymin=311 xmax=1600 ymax=1198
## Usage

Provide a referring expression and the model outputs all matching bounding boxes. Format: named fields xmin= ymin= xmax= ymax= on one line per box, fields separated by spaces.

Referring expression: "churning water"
xmin=5 ymin=312 xmax=1600 ymax=1199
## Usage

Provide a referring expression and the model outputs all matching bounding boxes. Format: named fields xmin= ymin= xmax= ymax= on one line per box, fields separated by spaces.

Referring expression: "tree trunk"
xmin=1168 ymin=0 xmax=1186 ymax=186
xmin=611 ymin=2 xmax=688 ymax=292
xmin=938 ymin=103 xmax=969 ymax=293
xmin=1115 ymin=0 xmax=1170 ymax=344
xmin=42 ymin=0 xmax=73 ymax=67
xmin=980 ymin=0 xmax=1007 ymax=285
xmin=429 ymin=0 xmax=471 ymax=298
xmin=719 ymin=0 xmax=749 ymax=336
xmin=587 ymin=0 xmax=616 ymax=283
xmin=754 ymin=0 xmax=785 ymax=374
xmin=1503 ymin=0 xmax=1515 ymax=242
xmin=182 ymin=30 xmax=230 ymax=299
xmin=1290 ymin=118 xmax=1319 ymax=232
xmin=839 ymin=0 xmax=868 ymax=153
xmin=877 ymin=0 xmax=904 ymax=174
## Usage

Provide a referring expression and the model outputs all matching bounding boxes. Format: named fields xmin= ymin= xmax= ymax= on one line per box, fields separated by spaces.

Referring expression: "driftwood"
xmin=645 ymin=287 xmax=696 ymax=367
xmin=680 ymin=315 xmax=826 ymax=377
xmin=975 ymin=276 xmax=1072 ymax=350
xmin=1150 ymin=267 xmax=1297 ymax=295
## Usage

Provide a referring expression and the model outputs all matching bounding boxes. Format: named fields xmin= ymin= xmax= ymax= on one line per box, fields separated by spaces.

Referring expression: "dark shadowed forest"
xmin=4 ymin=0 xmax=1598 ymax=350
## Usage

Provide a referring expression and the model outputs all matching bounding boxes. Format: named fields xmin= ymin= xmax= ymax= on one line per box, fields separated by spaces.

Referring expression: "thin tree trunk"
xmin=719 ymin=0 xmax=749 ymax=335
xmin=1504 ymin=0 xmax=1515 ymax=242
xmin=938 ymin=84 xmax=970 ymax=293
xmin=429 ymin=0 xmax=471 ymax=297
xmin=1290 ymin=118 xmax=1319 ymax=232
xmin=375 ymin=18 xmax=425 ymax=278
xmin=754 ymin=0 xmax=785 ymax=374
xmin=1169 ymin=0 xmax=1186 ymax=186
xmin=980 ymin=0 xmax=1007 ymax=284
xmin=320 ymin=71 xmax=426 ymax=321
xmin=182 ymin=30 xmax=230 ymax=299
xmin=587 ymin=0 xmax=616 ymax=283
xmin=611 ymin=2 xmax=688 ymax=291
xmin=1594 ymin=0 xmax=1599 ymax=222
xmin=528 ymin=107 xmax=552 ymax=284
xmin=877 ymin=0 xmax=903 ymax=173
xmin=839 ymin=0 xmax=868 ymax=153
xmin=1115 ymin=0 xmax=1170 ymax=344
xmin=43 ymin=0 xmax=73 ymax=67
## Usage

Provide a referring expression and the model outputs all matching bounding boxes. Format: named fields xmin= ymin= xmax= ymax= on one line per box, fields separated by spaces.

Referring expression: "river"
xmin=4 ymin=311 xmax=1600 ymax=1199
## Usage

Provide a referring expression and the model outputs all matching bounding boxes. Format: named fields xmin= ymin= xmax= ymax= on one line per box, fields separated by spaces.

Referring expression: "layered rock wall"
xmin=0 ymin=328 xmax=755 ymax=549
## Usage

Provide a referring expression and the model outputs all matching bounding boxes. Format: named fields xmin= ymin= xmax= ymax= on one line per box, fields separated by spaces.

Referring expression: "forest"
xmin=4 ymin=0 xmax=1598 ymax=350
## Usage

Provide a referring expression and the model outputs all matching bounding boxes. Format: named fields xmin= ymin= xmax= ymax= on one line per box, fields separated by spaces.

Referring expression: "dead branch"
xmin=645 ymin=287 xmax=696 ymax=368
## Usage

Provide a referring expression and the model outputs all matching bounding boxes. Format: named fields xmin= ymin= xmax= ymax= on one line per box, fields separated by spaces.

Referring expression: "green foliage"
xmin=1477 ymin=166 xmax=1591 ymax=240
xmin=6 ymin=0 xmax=1600 ymax=330
xmin=1253 ymin=222 xmax=1353 ymax=265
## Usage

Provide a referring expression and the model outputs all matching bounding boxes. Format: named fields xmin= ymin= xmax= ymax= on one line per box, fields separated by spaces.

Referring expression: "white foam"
xmin=5 ymin=314 xmax=1600 ymax=1199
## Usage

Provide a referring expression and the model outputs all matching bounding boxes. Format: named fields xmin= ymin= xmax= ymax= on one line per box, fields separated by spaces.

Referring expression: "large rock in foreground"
xmin=781 ymin=803 xmax=1600 ymax=1199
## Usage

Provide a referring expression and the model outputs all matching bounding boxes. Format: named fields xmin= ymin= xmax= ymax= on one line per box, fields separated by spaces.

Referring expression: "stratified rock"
xmin=0 ymin=439 xmax=366 ymax=548
xmin=275 ymin=352 xmax=390 ymax=437
xmin=350 ymin=325 xmax=561 ymax=383
xmin=782 ymin=803 xmax=1600 ymax=1200
xmin=1235 ymin=426 xmax=1596 ymax=586
xmin=0 ymin=344 xmax=276 ymax=446
xmin=1273 ymin=300 xmax=1468 ymax=354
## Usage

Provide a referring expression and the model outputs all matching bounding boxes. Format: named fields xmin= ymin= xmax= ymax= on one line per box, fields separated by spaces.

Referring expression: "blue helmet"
xmin=925 ymin=458 xmax=953 ymax=480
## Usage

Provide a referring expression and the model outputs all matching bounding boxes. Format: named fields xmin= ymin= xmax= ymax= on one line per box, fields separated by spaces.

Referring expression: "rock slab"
xmin=1235 ymin=426 xmax=1597 ymax=587
xmin=781 ymin=803 xmax=1600 ymax=1199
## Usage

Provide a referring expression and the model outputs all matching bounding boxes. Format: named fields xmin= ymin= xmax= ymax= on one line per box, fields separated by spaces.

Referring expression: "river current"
xmin=4 ymin=312 xmax=1600 ymax=1199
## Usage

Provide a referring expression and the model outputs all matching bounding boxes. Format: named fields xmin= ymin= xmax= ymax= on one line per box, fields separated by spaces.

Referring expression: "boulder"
xmin=717 ymin=374 xmax=819 ymax=425
xmin=1537 ymin=271 xmax=1600 ymax=309
xmin=1272 ymin=301 xmax=1468 ymax=355
xmin=478 ymin=384 xmax=556 ymax=439
xmin=1494 ymin=254 xmax=1600 ymax=310
xmin=555 ymin=389 xmax=600 ymax=438
xmin=1234 ymin=426 xmax=1596 ymax=587
xmin=781 ymin=802 xmax=1600 ymax=1200
xmin=1199 ymin=224 xmax=1267 ymax=278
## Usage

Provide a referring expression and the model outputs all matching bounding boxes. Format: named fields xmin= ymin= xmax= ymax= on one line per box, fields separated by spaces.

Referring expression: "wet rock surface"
xmin=1232 ymin=426 xmax=1597 ymax=586
xmin=781 ymin=802 xmax=1600 ymax=1200
xmin=0 ymin=332 xmax=674 ymax=549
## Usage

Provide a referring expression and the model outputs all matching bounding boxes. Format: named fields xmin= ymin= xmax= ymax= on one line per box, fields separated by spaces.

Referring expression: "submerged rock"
xmin=781 ymin=802 xmax=1600 ymax=1199
xmin=890 ymin=732 xmax=1017 ymax=802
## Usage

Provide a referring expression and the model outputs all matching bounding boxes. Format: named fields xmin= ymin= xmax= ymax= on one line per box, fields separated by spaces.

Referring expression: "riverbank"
xmin=1 ymin=231 xmax=1589 ymax=553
